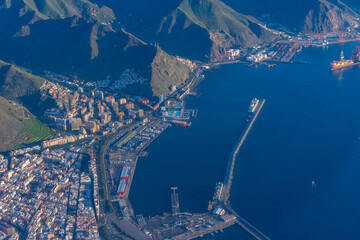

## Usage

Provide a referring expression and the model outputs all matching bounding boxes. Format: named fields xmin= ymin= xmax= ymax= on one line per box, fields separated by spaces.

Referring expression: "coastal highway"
xmin=177 ymin=59 xmax=248 ymax=100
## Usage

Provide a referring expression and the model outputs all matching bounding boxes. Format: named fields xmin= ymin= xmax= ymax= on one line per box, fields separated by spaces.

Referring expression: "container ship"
xmin=248 ymin=98 xmax=259 ymax=113
xmin=330 ymin=49 xmax=360 ymax=70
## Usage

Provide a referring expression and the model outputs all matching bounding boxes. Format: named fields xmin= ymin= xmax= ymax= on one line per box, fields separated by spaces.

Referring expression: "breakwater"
xmin=222 ymin=99 xmax=266 ymax=204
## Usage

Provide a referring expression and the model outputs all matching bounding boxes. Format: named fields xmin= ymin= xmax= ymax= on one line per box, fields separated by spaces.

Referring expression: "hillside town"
xmin=40 ymin=78 xmax=149 ymax=137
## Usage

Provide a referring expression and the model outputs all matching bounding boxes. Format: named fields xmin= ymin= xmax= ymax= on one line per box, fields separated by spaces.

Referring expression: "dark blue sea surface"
xmin=130 ymin=42 xmax=360 ymax=239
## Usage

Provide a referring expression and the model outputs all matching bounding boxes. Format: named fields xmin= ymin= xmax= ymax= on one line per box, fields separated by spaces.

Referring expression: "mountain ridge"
xmin=221 ymin=0 xmax=359 ymax=33
xmin=1 ymin=0 xmax=115 ymax=22
xmin=303 ymin=0 xmax=359 ymax=33
xmin=155 ymin=0 xmax=279 ymax=61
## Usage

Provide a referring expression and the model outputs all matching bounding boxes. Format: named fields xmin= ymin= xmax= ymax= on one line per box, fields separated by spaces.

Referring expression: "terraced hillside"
xmin=0 ymin=97 xmax=53 ymax=152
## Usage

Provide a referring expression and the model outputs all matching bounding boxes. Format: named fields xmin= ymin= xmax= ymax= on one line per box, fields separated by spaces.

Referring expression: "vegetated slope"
xmin=0 ymin=96 xmax=53 ymax=152
xmin=155 ymin=0 xmax=278 ymax=61
xmin=151 ymin=48 xmax=192 ymax=96
xmin=303 ymin=0 xmax=359 ymax=33
xmin=0 ymin=60 xmax=57 ymax=119
xmin=222 ymin=0 xmax=359 ymax=33
xmin=0 ymin=60 xmax=45 ymax=101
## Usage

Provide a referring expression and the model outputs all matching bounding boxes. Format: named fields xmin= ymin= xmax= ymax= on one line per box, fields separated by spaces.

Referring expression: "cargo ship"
xmin=171 ymin=120 xmax=191 ymax=127
xmin=330 ymin=49 xmax=360 ymax=70
xmin=248 ymin=98 xmax=259 ymax=113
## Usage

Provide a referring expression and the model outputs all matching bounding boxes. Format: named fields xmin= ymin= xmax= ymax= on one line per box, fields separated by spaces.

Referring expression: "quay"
xmin=266 ymin=60 xmax=306 ymax=64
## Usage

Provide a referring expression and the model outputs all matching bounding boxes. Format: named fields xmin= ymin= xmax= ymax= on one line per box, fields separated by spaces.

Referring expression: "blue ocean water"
xmin=130 ymin=42 xmax=360 ymax=239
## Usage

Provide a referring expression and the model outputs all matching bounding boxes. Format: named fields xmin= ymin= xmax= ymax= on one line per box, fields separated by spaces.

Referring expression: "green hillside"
xmin=0 ymin=96 xmax=53 ymax=152
xmin=177 ymin=0 xmax=260 ymax=33
xmin=151 ymin=48 xmax=192 ymax=96
xmin=0 ymin=60 xmax=45 ymax=101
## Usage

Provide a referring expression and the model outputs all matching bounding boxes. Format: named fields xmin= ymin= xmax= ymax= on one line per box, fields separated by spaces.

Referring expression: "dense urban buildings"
xmin=1 ymin=0 xmax=360 ymax=239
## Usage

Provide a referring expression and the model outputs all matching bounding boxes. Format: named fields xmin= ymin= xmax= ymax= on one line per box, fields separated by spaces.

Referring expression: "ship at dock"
xmin=171 ymin=120 xmax=191 ymax=128
xmin=330 ymin=48 xmax=360 ymax=70
xmin=248 ymin=98 xmax=259 ymax=113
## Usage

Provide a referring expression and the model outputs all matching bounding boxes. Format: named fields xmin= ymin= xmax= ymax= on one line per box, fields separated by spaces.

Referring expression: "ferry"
xmin=248 ymin=98 xmax=259 ymax=113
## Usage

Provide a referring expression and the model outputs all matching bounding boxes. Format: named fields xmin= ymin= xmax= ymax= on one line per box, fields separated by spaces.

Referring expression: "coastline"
xmin=100 ymin=40 xmax=357 ymax=239
xmin=99 ymin=46 xmax=297 ymax=239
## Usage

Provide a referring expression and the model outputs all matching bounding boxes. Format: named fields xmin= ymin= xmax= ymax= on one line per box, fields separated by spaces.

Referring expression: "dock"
xmin=267 ymin=60 xmax=306 ymax=64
